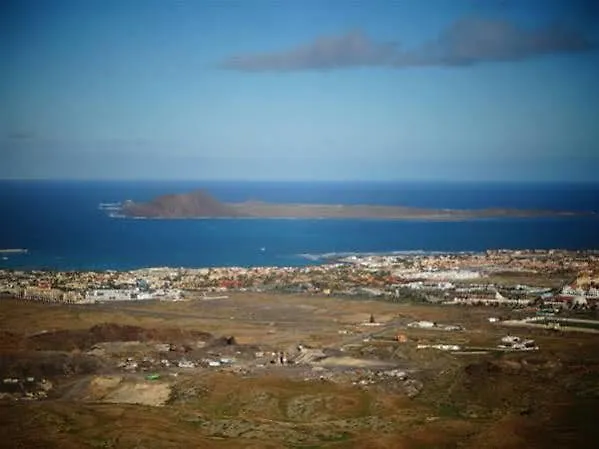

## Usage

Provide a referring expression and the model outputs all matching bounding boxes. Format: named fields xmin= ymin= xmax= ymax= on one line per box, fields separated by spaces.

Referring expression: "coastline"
xmin=110 ymin=203 xmax=593 ymax=221
xmin=2 ymin=183 xmax=598 ymax=272
xmin=107 ymin=214 xmax=593 ymax=222
xmin=108 ymin=189 xmax=596 ymax=221
xmin=2 ymin=248 xmax=598 ymax=273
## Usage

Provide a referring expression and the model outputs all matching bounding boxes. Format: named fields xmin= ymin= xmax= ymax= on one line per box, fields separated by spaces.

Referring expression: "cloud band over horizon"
xmin=220 ymin=17 xmax=594 ymax=71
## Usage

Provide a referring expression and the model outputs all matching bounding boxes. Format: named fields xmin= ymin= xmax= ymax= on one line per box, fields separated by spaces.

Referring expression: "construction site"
xmin=1 ymin=291 xmax=599 ymax=449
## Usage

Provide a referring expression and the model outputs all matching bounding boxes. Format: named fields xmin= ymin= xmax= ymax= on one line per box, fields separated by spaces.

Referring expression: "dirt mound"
xmin=27 ymin=323 xmax=212 ymax=351
xmin=0 ymin=351 xmax=104 ymax=378
xmin=84 ymin=376 xmax=172 ymax=406
xmin=88 ymin=375 xmax=122 ymax=396
xmin=104 ymin=382 xmax=171 ymax=406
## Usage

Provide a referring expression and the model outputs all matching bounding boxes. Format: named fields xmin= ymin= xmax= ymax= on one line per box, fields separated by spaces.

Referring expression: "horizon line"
xmin=1 ymin=177 xmax=599 ymax=185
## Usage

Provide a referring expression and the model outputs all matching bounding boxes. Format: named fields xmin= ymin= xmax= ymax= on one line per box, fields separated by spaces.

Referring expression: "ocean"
xmin=1 ymin=180 xmax=598 ymax=271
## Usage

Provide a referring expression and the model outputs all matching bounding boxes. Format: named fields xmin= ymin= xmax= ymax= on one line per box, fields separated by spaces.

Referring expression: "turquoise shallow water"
xmin=1 ymin=180 xmax=598 ymax=270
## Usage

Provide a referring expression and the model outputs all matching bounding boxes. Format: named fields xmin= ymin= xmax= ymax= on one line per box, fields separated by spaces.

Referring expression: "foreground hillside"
xmin=1 ymin=293 xmax=599 ymax=448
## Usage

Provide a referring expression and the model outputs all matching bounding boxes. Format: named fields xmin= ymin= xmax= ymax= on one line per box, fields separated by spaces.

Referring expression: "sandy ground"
xmin=102 ymin=381 xmax=171 ymax=406
xmin=2 ymin=294 xmax=599 ymax=448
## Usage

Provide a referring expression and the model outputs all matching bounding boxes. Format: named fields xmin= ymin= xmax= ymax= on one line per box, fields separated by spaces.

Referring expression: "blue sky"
xmin=2 ymin=0 xmax=599 ymax=181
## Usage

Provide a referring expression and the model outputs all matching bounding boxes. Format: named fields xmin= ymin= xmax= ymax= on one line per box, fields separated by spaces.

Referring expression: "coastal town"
xmin=2 ymin=249 xmax=598 ymax=309
xmin=2 ymin=249 xmax=599 ymax=448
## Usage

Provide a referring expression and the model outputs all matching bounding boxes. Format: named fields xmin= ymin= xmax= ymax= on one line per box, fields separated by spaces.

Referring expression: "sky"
xmin=1 ymin=0 xmax=599 ymax=182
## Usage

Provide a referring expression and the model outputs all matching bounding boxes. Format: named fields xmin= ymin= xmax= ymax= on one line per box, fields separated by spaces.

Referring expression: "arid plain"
xmin=2 ymin=291 xmax=599 ymax=449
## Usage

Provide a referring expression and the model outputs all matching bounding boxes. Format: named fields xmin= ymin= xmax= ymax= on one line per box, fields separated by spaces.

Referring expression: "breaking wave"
xmin=296 ymin=250 xmax=478 ymax=261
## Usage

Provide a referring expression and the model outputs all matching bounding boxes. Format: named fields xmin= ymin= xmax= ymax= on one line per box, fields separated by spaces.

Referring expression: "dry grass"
xmin=2 ymin=294 xmax=599 ymax=448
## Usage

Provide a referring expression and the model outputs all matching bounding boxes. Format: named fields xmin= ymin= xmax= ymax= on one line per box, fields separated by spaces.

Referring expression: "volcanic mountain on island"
xmin=121 ymin=191 xmax=242 ymax=218
xmin=115 ymin=190 xmax=587 ymax=220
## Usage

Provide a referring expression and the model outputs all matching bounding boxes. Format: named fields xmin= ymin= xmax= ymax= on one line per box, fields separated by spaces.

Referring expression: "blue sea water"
xmin=1 ymin=180 xmax=598 ymax=271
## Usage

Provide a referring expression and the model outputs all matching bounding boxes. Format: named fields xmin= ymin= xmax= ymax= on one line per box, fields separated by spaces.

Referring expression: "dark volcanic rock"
xmin=121 ymin=190 xmax=241 ymax=218
xmin=27 ymin=323 xmax=213 ymax=351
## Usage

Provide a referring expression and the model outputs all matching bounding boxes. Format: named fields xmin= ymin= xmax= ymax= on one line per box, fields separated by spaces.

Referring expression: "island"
xmin=105 ymin=190 xmax=590 ymax=220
